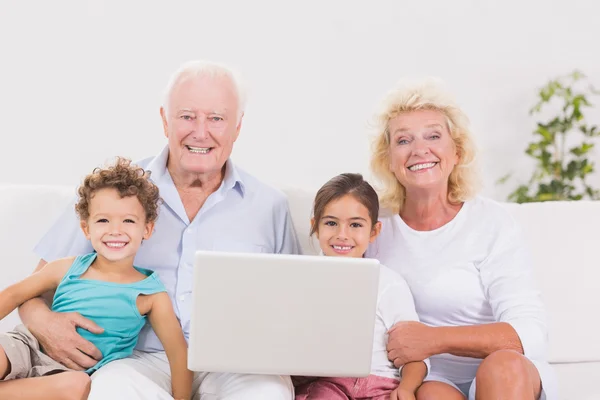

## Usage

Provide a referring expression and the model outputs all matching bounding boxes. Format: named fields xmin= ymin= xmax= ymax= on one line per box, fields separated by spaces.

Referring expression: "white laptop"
xmin=188 ymin=250 xmax=381 ymax=377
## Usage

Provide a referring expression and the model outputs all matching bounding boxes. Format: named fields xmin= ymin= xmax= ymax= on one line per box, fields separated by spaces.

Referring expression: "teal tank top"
xmin=52 ymin=253 xmax=166 ymax=373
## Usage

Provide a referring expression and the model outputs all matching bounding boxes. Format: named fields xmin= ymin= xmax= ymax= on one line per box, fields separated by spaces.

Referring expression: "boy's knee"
xmin=58 ymin=371 xmax=91 ymax=400
xmin=0 ymin=344 xmax=9 ymax=379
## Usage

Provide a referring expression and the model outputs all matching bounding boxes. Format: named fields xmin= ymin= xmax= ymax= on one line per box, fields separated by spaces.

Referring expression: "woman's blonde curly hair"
xmin=370 ymin=77 xmax=481 ymax=214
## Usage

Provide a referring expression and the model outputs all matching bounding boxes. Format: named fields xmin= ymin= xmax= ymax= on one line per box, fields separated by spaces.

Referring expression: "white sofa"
xmin=0 ymin=183 xmax=598 ymax=399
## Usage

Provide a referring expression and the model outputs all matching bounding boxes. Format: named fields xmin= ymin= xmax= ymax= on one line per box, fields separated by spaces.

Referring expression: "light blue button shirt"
xmin=34 ymin=145 xmax=302 ymax=352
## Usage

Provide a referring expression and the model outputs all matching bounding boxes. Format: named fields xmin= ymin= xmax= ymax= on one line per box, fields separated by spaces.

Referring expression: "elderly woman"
xmin=365 ymin=78 xmax=557 ymax=400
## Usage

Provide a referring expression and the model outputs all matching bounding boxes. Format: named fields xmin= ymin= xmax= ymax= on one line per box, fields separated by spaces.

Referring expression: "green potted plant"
xmin=500 ymin=70 xmax=600 ymax=202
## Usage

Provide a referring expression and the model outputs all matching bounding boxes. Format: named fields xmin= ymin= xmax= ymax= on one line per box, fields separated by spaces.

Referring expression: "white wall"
xmin=1 ymin=0 xmax=599 ymax=201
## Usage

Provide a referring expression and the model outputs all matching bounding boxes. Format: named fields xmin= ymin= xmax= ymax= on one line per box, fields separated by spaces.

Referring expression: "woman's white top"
xmin=366 ymin=196 xmax=548 ymax=383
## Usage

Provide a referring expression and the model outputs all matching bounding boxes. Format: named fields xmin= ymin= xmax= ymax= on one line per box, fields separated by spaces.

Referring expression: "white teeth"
xmin=105 ymin=242 xmax=126 ymax=248
xmin=333 ymin=245 xmax=352 ymax=250
xmin=408 ymin=162 xmax=437 ymax=171
xmin=187 ymin=146 xmax=211 ymax=154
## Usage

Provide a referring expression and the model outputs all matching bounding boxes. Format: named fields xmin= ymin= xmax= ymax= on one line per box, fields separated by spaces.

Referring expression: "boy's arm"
xmin=0 ymin=257 xmax=73 ymax=321
xmin=147 ymin=292 xmax=193 ymax=400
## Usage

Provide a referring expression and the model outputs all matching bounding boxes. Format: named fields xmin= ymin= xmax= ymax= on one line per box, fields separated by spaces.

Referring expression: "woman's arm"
xmin=0 ymin=258 xmax=72 ymax=320
xmin=148 ymin=292 xmax=193 ymax=400
xmin=388 ymin=213 xmax=547 ymax=366
xmin=434 ymin=322 xmax=522 ymax=358
xmin=475 ymin=214 xmax=548 ymax=360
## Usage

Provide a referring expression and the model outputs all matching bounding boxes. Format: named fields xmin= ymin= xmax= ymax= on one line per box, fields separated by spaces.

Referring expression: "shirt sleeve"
xmin=273 ymin=197 xmax=302 ymax=255
xmin=478 ymin=214 xmax=548 ymax=361
xmin=379 ymin=273 xmax=430 ymax=377
xmin=34 ymin=196 xmax=94 ymax=262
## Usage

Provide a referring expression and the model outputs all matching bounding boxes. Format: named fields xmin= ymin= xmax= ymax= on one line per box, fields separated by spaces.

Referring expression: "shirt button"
xmin=179 ymin=294 xmax=185 ymax=302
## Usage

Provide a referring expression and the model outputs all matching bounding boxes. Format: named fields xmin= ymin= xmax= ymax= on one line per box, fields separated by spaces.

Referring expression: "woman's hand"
xmin=387 ymin=321 xmax=438 ymax=368
xmin=390 ymin=386 xmax=416 ymax=400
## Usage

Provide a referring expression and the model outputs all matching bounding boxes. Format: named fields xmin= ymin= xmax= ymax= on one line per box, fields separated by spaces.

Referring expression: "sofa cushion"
xmin=0 ymin=184 xmax=75 ymax=332
xmin=502 ymin=201 xmax=600 ymax=363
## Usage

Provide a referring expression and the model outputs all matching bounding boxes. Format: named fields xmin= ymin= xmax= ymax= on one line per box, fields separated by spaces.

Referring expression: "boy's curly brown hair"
xmin=75 ymin=157 xmax=160 ymax=223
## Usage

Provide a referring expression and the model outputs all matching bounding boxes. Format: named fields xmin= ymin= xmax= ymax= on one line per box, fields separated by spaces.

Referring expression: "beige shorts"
xmin=0 ymin=324 xmax=69 ymax=379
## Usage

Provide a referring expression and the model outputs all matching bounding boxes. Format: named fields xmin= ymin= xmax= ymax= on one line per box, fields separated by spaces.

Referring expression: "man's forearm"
xmin=434 ymin=322 xmax=523 ymax=359
xmin=18 ymin=293 xmax=53 ymax=328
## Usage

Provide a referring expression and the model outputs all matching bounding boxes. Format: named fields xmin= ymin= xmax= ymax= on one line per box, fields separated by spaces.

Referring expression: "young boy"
xmin=0 ymin=157 xmax=192 ymax=400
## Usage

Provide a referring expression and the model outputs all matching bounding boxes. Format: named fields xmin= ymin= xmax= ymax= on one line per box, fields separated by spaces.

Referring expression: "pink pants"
xmin=295 ymin=375 xmax=399 ymax=400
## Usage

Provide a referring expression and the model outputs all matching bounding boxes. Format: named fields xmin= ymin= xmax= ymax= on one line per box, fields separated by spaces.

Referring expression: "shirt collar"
xmin=145 ymin=145 xmax=245 ymax=196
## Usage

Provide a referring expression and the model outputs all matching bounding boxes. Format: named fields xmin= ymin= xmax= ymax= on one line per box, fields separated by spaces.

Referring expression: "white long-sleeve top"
xmin=371 ymin=265 xmax=431 ymax=379
xmin=366 ymin=196 xmax=548 ymax=383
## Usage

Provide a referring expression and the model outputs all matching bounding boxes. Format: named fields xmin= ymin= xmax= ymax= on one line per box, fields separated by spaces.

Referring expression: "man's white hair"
xmin=162 ymin=60 xmax=247 ymax=123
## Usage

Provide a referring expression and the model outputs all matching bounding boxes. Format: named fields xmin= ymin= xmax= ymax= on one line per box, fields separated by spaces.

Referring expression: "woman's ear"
xmin=370 ymin=221 xmax=382 ymax=243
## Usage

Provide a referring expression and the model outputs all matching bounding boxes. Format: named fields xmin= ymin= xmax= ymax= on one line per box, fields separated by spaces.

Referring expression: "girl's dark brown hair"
xmin=75 ymin=157 xmax=160 ymax=223
xmin=310 ymin=173 xmax=379 ymax=236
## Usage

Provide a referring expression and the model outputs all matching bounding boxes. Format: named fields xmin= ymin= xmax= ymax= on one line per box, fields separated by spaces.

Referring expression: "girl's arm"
xmin=0 ymin=257 xmax=73 ymax=320
xmin=147 ymin=292 xmax=193 ymax=400
xmin=379 ymin=271 xmax=431 ymax=373
xmin=395 ymin=361 xmax=427 ymax=397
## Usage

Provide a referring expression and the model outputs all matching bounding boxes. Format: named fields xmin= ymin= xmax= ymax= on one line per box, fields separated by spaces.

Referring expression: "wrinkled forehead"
xmin=388 ymin=109 xmax=449 ymax=132
xmin=167 ymin=74 xmax=239 ymax=115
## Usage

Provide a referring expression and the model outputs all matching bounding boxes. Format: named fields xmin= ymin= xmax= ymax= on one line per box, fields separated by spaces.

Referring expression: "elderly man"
xmin=18 ymin=60 xmax=301 ymax=399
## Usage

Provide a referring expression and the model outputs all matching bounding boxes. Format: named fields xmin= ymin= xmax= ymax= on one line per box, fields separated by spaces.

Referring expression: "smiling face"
xmin=160 ymin=74 xmax=242 ymax=181
xmin=80 ymin=188 xmax=154 ymax=263
xmin=313 ymin=194 xmax=381 ymax=258
xmin=388 ymin=109 xmax=459 ymax=195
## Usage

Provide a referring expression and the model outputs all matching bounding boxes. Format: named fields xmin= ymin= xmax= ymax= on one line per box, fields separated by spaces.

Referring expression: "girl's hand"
xmin=387 ymin=321 xmax=437 ymax=367
xmin=390 ymin=386 xmax=416 ymax=400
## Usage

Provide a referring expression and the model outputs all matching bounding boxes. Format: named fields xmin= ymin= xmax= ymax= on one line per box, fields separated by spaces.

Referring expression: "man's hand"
xmin=29 ymin=310 xmax=104 ymax=370
xmin=387 ymin=321 xmax=437 ymax=368
xmin=390 ymin=386 xmax=416 ymax=400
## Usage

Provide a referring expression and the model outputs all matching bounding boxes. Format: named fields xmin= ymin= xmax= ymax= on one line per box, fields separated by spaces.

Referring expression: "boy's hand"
xmin=390 ymin=386 xmax=416 ymax=400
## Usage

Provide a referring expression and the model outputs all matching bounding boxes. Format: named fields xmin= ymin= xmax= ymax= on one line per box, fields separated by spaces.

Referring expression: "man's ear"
xmin=80 ymin=220 xmax=91 ymax=240
xmin=370 ymin=221 xmax=382 ymax=243
xmin=160 ymin=107 xmax=169 ymax=138
xmin=233 ymin=113 xmax=244 ymax=142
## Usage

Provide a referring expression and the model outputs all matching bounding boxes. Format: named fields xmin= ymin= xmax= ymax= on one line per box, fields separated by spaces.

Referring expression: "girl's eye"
xmin=324 ymin=221 xmax=336 ymax=226
xmin=97 ymin=219 xmax=108 ymax=223
xmin=124 ymin=219 xmax=135 ymax=223
xmin=350 ymin=222 xmax=363 ymax=228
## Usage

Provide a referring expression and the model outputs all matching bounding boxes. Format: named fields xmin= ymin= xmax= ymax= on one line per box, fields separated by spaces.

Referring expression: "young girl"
xmin=0 ymin=157 xmax=192 ymax=400
xmin=295 ymin=173 xmax=429 ymax=400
